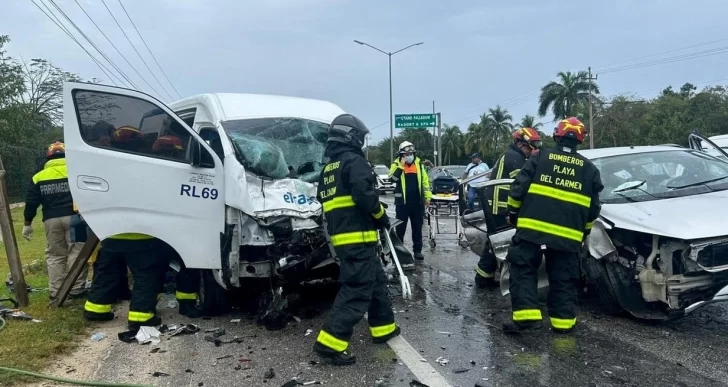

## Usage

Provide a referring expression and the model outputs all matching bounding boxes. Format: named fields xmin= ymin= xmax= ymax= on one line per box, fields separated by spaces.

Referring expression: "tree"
xmin=516 ymin=114 xmax=542 ymax=129
xmin=0 ymin=35 xmax=23 ymax=109
xmin=482 ymin=105 xmax=513 ymax=152
xmin=538 ymin=71 xmax=600 ymax=120
xmin=440 ymin=124 xmax=463 ymax=165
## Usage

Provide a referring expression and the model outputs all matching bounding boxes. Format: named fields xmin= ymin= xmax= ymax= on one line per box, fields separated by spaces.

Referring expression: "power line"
xmin=100 ymin=0 xmax=173 ymax=101
xmin=116 ymin=0 xmax=181 ymax=99
xmin=597 ymin=45 xmax=728 ymax=75
xmin=45 ymin=0 xmax=139 ymax=89
xmin=30 ymin=0 xmax=121 ymax=86
xmin=593 ymin=37 xmax=728 ymax=70
xmin=73 ymin=0 xmax=164 ymax=97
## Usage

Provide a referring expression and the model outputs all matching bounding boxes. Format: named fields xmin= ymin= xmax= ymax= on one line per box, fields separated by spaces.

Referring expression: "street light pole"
xmin=354 ymin=40 xmax=424 ymax=161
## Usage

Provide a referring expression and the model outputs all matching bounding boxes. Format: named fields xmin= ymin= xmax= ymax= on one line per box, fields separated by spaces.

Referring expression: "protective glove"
xmin=22 ymin=225 xmax=33 ymax=241
xmin=374 ymin=214 xmax=391 ymax=230
xmin=506 ymin=211 xmax=518 ymax=226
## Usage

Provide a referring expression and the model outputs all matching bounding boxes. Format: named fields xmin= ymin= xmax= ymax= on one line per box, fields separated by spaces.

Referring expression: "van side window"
xmin=73 ymin=90 xmax=192 ymax=163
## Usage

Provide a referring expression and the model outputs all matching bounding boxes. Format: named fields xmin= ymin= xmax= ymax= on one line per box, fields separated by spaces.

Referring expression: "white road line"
xmin=387 ymin=335 xmax=453 ymax=387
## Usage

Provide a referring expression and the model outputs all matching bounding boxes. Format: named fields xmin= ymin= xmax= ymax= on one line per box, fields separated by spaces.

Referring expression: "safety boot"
xmin=414 ymin=252 xmax=425 ymax=261
xmin=372 ymin=325 xmax=401 ymax=344
xmin=127 ymin=315 xmax=162 ymax=333
xmin=502 ymin=320 xmax=543 ymax=334
xmin=313 ymin=342 xmax=357 ymax=365
xmin=83 ymin=310 xmax=114 ymax=322
xmin=474 ymin=274 xmax=498 ymax=289
xmin=178 ymin=300 xmax=202 ymax=318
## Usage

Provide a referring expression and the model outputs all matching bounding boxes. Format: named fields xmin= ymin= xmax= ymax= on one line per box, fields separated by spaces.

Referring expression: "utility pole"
xmin=437 ymin=112 xmax=442 ymax=166
xmin=432 ymin=101 xmax=437 ymax=166
xmin=587 ymin=66 xmax=598 ymax=149
xmin=0 ymin=156 xmax=30 ymax=307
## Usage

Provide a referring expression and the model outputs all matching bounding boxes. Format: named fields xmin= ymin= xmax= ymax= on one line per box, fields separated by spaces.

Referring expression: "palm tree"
xmin=464 ymin=117 xmax=486 ymax=155
xmin=482 ymin=105 xmax=513 ymax=151
xmin=538 ymin=71 xmax=600 ymax=119
xmin=440 ymin=124 xmax=463 ymax=165
xmin=516 ymin=114 xmax=542 ymax=130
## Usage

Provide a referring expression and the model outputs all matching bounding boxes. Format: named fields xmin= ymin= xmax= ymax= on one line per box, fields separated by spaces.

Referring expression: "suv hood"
xmin=602 ymin=190 xmax=728 ymax=239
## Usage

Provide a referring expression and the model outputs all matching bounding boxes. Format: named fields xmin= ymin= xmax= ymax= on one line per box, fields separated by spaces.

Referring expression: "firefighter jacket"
xmin=507 ymin=145 xmax=604 ymax=252
xmin=485 ymin=144 xmax=529 ymax=216
xmin=24 ymin=158 xmax=75 ymax=223
xmin=318 ymin=143 xmax=387 ymax=248
xmin=388 ymin=157 xmax=432 ymax=206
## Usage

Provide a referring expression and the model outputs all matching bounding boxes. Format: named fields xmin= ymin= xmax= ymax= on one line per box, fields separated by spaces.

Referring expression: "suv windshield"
xmin=593 ymin=149 xmax=728 ymax=204
xmin=222 ymin=118 xmax=329 ymax=182
xmin=444 ymin=165 xmax=466 ymax=178
xmin=374 ymin=166 xmax=389 ymax=176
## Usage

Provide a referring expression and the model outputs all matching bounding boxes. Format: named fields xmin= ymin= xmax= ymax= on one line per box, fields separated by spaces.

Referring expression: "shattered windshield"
xmin=593 ymin=150 xmax=728 ymax=204
xmin=222 ymin=118 xmax=329 ymax=182
xmin=374 ymin=166 xmax=389 ymax=176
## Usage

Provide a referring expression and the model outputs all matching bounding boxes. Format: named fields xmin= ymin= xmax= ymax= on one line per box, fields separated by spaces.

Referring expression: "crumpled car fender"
xmin=587 ymin=219 xmax=616 ymax=260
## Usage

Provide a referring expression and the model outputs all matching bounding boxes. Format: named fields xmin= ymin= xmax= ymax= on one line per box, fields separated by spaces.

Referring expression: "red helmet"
xmin=46 ymin=142 xmax=65 ymax=159
xmin=152 ymin=135 xmax=184 ymax=154
xmin=554 ymin=117 xmax=586 ymax=143
xmin=512 ymin=127 xmax=542 ymax=149
xmin=112 ymin=126 xmax=143 ymax=143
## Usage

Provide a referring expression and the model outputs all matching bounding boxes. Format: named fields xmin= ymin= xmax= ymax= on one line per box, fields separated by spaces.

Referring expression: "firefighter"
xmin=314 ymin=114 xmax=399 ymax=365
xmin=474 ymin=128 xmax=542 ymax=288
xmin=23 ymin=142 xmax=87 ymax=300
xmin=503 ymin=117 xmax=603 ymax=334
xmin=389 ymin=141 xmax=432 ymax=262
xmin=150 ymin=135 xmax=202 ymax=318
xmin=83 ymin=126 xmax=169 ymax=331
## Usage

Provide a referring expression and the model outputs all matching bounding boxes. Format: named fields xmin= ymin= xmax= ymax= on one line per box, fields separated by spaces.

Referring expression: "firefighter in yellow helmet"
xmin=503 ymin=117 xmax=603 ymax=334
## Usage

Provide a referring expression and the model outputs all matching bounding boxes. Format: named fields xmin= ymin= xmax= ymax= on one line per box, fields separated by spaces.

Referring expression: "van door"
xmin=63 ymin=82 xmax=225 ymax=269
xmin=688 ymin=130 xmax=728 ymax=160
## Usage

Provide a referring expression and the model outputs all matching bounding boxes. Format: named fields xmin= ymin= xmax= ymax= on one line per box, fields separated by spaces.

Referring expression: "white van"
xmin=63 ymin=83 xmax=345 ymax=314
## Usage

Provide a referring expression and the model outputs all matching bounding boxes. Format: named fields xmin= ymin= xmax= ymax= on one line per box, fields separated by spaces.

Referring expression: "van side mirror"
xmin=191 ymin=141 xmax=215 ymax=168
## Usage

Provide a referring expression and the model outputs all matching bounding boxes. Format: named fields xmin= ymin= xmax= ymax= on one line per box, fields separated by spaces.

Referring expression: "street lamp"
xmin=353 ymin=40 xmax=424 ymax=161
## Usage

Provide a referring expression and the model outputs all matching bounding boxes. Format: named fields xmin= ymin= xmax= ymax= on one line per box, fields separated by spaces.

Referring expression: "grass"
xmin=0 ymin=207 xmax=90 ymax=386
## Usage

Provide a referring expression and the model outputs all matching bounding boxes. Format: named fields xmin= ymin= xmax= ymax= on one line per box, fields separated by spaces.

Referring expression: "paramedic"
xmin=314 ymin=114 xmax=399 ymax=365
xmin=150 ymin=135 xmax=202 ymax=318
xmin=23 ymin=142 xmax=87 ymax=300
xmin=463 ymin=153 xmax=490 ymax=211
xmin=474 ymin=128 xmax=542 ymax=288
xmin=503 ymin=117 xmax=603 ymax=334
xmin=389 ymin=141 xmax=432 ymax=261
xmin=83 ymin=126 xmax=169 ymax=331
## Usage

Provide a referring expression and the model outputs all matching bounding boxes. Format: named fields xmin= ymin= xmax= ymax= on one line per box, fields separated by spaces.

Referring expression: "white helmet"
xmin=398 ymin=141 xmax=415 ymax=154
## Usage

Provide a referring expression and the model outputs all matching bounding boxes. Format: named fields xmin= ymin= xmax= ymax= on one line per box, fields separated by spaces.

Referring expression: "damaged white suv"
xmin=63 ymin=83 xmax=343 ymax=317
xmin=462 ymin=132 xmax=728 ymax=320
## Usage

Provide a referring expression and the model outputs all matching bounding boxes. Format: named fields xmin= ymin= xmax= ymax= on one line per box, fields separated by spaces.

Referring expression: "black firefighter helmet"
xmin=327 ymin=114 xmax=369 ymax=148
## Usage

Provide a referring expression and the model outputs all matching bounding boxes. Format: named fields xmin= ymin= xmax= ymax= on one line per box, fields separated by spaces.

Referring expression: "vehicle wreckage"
xmin=461 ymin=134 xmax=728 ymax=320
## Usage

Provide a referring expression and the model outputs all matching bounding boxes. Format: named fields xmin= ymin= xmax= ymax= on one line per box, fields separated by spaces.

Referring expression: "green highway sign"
xmin=395 ymin=113 xmax=437 ymax=128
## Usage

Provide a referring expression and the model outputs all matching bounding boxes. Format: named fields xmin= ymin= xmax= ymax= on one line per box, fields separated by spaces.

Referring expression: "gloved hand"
xmin=375 ymin=214 xmax=391 ymax=230
xmin=22 ymin=225 xmax=33 ymax=241
xmin=506 ymin=211 xmax=518 ymax=226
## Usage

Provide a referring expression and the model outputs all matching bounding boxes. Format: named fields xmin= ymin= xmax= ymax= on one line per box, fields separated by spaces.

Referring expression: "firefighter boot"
xmin=127 ymin=315 xmax=162 ymax=333
xmin=502 ymin=320 xmax=543 ymax=334
xmin=372 ymin=325 xmax=401 ymax=344
xmin=178 ymin=300 xmax=201 ymax=318
xmin=313 ymin=342 xmax=357 ymax=365
xmin=474 ymin=274 xmax=498 ymax=289
xmin=83 ymin=310 xmax=114 ymax=322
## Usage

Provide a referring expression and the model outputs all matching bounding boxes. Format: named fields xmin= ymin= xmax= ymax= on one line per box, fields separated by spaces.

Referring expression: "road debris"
xmin=152 ymin=371 xmax=170 ymax=377
xmin=90 ymin=332 xmax=105 ymax=342
xmin=167 ymin=300 xmax=178 ymax=309
xmin=409 ymin=381 xmax=430 ymax=387
xmin=231 ymin=318 xmax=242 ymax=323
xmin=305 ymin=329 xmax=313 ymax=336
xmin=217 ymin=355 xmax=233 ymax=360
xmin=281 ymin=380 xmax=300 ymax=387
xmin=302 ymin=382 xmax=320 ymax=386
xmin=434 ymin=356 xmax=449 ymax=366
xmin=171 ymin=324 xmax=200 ymax=336
xmin=136 ymin=326 xmax=161 ymax=345
xmin=264 ymin=368 xmax=276 ymax=379
xmin=435 ymin=331 xmax=451 ymax=335
xmin=149 ymin=347 xmax=167 ymax=354
xmin=452 ymin=368 xmax=469 ymax=374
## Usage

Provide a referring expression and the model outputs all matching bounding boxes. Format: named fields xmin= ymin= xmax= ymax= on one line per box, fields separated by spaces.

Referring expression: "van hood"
xmin=601 ymin=190 xmax=728 ymax=240
xmin=245 ymin=173 xmax=321 ymax=219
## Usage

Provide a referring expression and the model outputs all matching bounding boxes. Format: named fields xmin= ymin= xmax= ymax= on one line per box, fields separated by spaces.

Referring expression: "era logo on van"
xmin=180 ymin=184 xmax=219 ymax=200
xmin=283 ymin=192 xmax=315 ymax=205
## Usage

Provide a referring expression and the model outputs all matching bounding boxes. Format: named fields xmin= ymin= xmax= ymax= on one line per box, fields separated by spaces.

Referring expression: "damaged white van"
xmin=63 ymin=83 xmax=345 ymax=318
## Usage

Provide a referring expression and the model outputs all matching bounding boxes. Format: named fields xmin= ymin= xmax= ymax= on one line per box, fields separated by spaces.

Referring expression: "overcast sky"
xmin=3 ymin=0 xmax=726 ymax=143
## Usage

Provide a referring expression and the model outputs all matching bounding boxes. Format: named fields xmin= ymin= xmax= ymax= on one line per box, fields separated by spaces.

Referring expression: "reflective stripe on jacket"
xmin=388 ymin=157 xmax=432 ymax=205
xmin=484 ymin=144 xmax=528 ymax=216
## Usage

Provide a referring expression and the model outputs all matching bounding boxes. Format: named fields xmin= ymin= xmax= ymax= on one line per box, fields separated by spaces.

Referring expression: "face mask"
xmin=405 ymin=155 xmax=414 ymax=164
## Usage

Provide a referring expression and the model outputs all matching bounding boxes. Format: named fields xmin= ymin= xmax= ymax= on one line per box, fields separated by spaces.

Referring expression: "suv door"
xmin=688 ymin=130 xmax=728 ymax=160
xmin=63 ymin=83 xmax=225 ymax=269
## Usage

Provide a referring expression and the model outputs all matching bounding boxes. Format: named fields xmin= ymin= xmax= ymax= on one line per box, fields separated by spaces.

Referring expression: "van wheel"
xmin=199 ymin=270 xmax=230 ymax=316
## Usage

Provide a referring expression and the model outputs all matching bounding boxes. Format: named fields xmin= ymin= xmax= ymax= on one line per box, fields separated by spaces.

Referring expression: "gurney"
xmin=426 ymin=193 xmax=468 ymax=249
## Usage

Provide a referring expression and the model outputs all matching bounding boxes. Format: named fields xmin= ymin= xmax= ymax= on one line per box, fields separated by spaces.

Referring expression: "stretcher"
xmin=426 ymin=193 xmax=469 ymax=249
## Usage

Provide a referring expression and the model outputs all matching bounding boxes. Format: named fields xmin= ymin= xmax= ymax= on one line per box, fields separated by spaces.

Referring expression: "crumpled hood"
xmin=601 ymin=190 xmax=728 ymax=239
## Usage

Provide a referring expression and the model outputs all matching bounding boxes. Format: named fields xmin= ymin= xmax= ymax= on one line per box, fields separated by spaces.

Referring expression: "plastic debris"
xmin=90 ymin=332 xmax=106 ymax=342
xmin=302 ymin=382 xmax=320 ymax=386
xmin=231 ymin=319 xmax=241 ymax=323
xmin=305 ymin=329 xmax=313 ymax=336
xmin=293 ymin=316 xmax=302 ymax=323
xmin=264 ymin=368 xmax=276 ymax=379
xmin=435 ymin=331 xmax=451 ymax=335
xmin=136 ymin=326 xmax=161 ymax=345
xmin=167 ymin=300 xmax=178 ymax=309
xmin=452 ymin=368 xmax=469 ymax=373
xmin=434 ymin=356 xmax=449 ymax=366
xmin=171 ymin=324 xmax=200 ymax=336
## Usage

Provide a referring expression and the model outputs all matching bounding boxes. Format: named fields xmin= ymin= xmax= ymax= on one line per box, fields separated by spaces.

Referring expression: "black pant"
xmin=156 ymin=243 xmax=199 ymax=302
xmin=476 ymin=215 xmax=508 ymax=278
xmin=507 ymin=237 xmax=579 ymax=330
xmin=317 ymin=244 xmax=395 ymax=352
xmin=85 ymin=238 xmax=166 ymax=323
xmin=395 ymin=202 xmax=424 ymax=254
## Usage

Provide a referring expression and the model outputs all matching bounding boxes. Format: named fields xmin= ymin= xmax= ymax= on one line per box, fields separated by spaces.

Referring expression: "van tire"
xmin=199 ymin=270 xmax=230 ymax=316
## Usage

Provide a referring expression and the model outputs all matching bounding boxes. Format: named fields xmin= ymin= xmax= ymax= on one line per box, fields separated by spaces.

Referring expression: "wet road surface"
xmin=76 ymin=196 xmax=728 ymax=387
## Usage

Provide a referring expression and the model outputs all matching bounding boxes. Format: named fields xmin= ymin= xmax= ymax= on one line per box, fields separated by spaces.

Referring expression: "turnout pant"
xmin=506 ymin=237 xmax=579 ymax=330
xmin=476 ymin=215 xmax=508 ymax=279
xmin=156 ymin=242 xmax=199 ymax=302
xmin=395 ymin=202 xmax=424 ymax=255
xmin=316 ymin=244 xmax=395 ymax=353
xmin=44 ymin=215 xmax=86 ymax=297
xmin=85 ymin=239 xmax=166 ymax=324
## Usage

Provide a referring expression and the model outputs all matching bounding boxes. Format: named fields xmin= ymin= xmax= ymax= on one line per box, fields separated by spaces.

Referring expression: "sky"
xmin=2 ymin=0 xmax=727 ymax=144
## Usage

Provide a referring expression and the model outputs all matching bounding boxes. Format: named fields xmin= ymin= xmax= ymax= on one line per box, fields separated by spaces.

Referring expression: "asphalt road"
xmin=61 ymin=195 xmax=728 ymax=387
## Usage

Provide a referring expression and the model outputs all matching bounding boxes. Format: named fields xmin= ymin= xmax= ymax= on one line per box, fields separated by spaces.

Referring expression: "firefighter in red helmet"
xmin=503 ymin=117 xmax=603 ymax=334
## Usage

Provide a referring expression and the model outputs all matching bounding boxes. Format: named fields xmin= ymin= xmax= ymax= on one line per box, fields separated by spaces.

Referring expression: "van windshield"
xmin=221 ymin=117 xmax=329 ymax=182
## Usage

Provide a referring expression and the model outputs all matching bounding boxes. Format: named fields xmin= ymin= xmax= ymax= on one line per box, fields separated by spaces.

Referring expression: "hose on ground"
xmin=0 ymin=366 xmax=152 ymax=387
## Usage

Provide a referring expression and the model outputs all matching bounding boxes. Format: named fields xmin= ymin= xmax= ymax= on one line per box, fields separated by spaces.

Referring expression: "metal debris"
xmin=152 ymin=372 xmax=169 ymax=377
xmin=434 ymin=356 xmax=449 ymax=366
xmin=264 ymin=368 xmax=276 ymax=379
